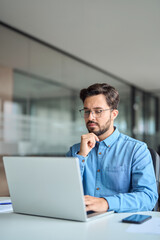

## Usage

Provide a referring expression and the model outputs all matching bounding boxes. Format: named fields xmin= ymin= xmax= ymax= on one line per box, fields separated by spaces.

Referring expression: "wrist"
xmin=101 ymin=198 xmax=109 ymax=211
xmin=78 ymin=151 xmax=88 ymax=157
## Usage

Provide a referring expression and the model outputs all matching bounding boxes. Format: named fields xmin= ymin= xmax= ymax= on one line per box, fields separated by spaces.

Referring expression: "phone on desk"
xmin=122 ymin=214 xmax=152 ymax=224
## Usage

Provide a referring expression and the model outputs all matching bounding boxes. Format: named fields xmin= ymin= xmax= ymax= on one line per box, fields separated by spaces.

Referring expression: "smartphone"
xmin=122 ymin=214 xmax=152 ymax=224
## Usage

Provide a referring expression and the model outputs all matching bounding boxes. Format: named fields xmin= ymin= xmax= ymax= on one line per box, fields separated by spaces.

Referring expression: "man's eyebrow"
xmin=83 ymin=107 xmax=103 ymax=110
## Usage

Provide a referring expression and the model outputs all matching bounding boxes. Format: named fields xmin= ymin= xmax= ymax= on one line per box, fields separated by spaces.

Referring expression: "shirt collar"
xmin=102 ymin=127 xmax=120 ymax=147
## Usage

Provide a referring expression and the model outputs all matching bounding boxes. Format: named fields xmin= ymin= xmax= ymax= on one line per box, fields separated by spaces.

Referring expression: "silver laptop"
xmin=3 ymin=157 xmax=114 ymax=222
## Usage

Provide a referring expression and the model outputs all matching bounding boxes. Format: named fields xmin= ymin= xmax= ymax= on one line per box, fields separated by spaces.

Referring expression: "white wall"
xmin=0 ymin=25 xmax=122 ymax=91
xmin=0 ymin=0 xmax=160 ymax=93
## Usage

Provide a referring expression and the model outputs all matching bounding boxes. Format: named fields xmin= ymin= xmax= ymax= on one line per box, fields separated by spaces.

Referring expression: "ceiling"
xmin=0 ymin=0 xmax=160 ymax=96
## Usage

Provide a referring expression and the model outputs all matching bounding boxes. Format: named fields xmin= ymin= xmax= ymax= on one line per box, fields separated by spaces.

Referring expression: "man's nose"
xmin=88 ymin=111 xmax=95 ymax=120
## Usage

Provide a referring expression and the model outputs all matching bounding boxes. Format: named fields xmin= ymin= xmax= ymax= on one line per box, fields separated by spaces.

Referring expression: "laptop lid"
xmin=3 ymin=157 xmax=113 ymax=221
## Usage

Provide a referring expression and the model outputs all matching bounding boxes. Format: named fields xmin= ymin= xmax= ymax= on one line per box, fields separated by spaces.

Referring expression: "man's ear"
xmin=111 ymin=109 xmax=119 ymax=120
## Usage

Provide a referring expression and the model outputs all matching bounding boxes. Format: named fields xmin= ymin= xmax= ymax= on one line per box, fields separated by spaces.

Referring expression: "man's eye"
xmin=95 ymin=110 xmax=103 ymax=114
xmin=84 ymin=110 xmax=90 ymax=114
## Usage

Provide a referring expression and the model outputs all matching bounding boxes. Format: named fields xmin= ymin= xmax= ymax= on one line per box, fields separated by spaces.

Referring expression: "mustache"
xmin=87 ymin=121 xmax=99 ymax=126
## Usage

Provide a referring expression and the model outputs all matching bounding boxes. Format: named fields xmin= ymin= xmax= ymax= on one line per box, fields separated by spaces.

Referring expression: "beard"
xmin=86 ymin=117 xmax=111 ymax=137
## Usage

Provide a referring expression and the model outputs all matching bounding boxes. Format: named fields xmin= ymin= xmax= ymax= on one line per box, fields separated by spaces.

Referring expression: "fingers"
xmin=84 ymin=195 xmax=96 ymax=207
xmin=86 ymin=205 xmax=94 ymax=212
xmin=78 ymin=133 xmax=99 ymax=157
xmin=81 ymin=133 xmax=99 ymax=144
xmin=84 ymin=195 xmax=94 ymax=212
xmin=94 ymin=135 xmax=100 ymax=142
xmin=88 ymin=140 xmax=95 ymax=148
xmin=84 ymin=195 xmax=92 ymax=205
xmin=84 ymin=195 xmax=109 ymax=213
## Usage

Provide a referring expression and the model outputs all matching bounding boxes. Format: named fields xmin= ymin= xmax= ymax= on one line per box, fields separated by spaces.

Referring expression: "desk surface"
xmin=0 ymin=209 xmax=160 ymax=240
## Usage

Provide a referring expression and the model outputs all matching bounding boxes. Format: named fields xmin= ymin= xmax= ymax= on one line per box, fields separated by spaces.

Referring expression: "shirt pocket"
xmin=101 ymin=165 xmax=130 ymax=193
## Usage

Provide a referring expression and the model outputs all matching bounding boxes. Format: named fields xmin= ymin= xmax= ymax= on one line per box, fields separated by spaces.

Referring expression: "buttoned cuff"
xmin=104 ymin=196 xmax=120 ymax=212
xmin=75 ymin=153 xmax=88 ymax=165
xmin=75 ymin=153 xmax=88 ymax=176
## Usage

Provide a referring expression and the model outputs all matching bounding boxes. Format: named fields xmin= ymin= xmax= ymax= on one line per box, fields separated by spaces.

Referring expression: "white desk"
xmin=0 ymin=210 xmax=160 ymax=240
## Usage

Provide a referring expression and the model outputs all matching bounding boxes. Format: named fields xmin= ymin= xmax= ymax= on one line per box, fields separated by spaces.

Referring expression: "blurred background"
xmin=0 ymin=0 xmax=160 ymax=195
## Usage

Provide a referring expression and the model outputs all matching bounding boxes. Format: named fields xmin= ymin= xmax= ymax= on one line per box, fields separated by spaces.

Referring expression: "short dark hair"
xmin=80 ymin=83 xmax=120 ymax=109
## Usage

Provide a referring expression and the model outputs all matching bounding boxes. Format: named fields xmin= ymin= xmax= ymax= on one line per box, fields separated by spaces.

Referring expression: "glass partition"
xmin=0 ymin=23 xmax=159 ymax=156
xmin=144 ymin=93 xmax=157 ymax=148
xmin=133 ymin=89 xmax=144 ymax=141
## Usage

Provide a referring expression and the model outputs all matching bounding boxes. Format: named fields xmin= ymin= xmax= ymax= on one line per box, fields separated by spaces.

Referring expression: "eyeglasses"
xmin=79 ymin=108 xmax=112 ymax=118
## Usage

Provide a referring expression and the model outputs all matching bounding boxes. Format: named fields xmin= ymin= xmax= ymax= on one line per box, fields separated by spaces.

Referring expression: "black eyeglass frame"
xmin=79 ymin=108 xmax=112 ymax=118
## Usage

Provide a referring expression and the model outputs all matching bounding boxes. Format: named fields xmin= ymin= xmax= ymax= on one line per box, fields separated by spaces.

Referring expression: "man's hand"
xmin=84 ymin=195 xmax=109 ymax=213
xmin=78 ymin=133 xmax=99 ymax=157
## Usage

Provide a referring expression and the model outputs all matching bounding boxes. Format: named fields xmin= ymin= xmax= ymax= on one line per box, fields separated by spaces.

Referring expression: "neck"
xmin=98 ymin=126 xmax=115 ymax=141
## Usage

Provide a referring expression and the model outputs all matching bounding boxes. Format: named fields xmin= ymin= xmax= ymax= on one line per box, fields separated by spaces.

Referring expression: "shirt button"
xmin=96 ymin=187 xmax=100 ymax=190
xmin=99 ymin=152 xmax=101 ymax=155
xmin=82 ymin=159 xmax=85 ymax=163
xmin=97 ymin=169 xmax=100 ymax=172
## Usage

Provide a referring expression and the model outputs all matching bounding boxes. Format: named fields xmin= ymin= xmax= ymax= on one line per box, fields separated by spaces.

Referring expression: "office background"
xmin=0 ymin=0 xmax=160 ymax=195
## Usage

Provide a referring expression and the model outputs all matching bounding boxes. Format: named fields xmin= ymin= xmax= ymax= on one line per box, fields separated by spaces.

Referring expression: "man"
xmin=66 ymin=83 xmax=158 ymax=213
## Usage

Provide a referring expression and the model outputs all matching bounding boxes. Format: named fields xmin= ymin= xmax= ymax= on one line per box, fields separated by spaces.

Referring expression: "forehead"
xmin=83 ymin=94 xmax=109 ymax=108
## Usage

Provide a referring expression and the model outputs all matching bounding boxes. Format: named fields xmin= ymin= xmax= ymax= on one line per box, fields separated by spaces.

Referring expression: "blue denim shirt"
xmin=66 ymin=128 xmax=158 ymax=212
